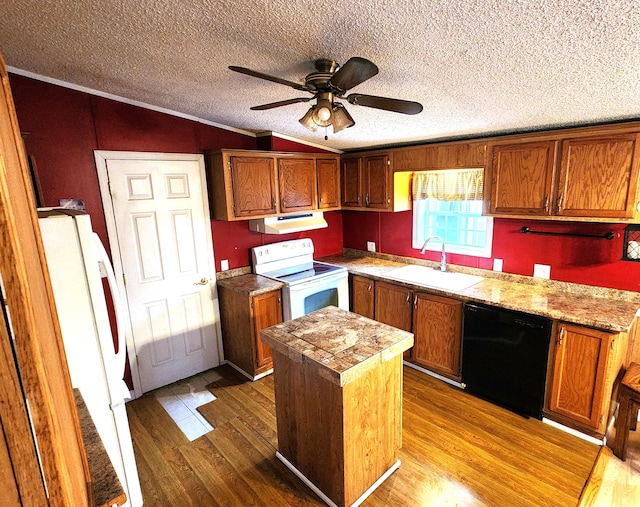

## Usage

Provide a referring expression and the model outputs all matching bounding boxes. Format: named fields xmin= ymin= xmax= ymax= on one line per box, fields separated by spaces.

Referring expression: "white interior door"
xmin=96 ymin=151 xmax=221 ymax=395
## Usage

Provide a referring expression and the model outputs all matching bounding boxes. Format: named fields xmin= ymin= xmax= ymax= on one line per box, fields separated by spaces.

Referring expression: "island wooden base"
xmin=272 ymin=351 xmax=404 ymax=507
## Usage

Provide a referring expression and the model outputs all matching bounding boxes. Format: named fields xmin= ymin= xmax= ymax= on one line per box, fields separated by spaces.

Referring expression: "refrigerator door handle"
xmin=92 ymin=233 xmax=129 ymax=396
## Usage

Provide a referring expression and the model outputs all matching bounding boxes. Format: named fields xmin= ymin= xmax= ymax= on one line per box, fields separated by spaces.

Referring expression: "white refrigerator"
xmin=38 ymin=209 xmax=143 ymax=507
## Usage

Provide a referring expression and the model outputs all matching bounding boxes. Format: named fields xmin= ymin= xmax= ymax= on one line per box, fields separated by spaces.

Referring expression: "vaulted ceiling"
xmin=1 ymin=1 xmax=639 ymax=151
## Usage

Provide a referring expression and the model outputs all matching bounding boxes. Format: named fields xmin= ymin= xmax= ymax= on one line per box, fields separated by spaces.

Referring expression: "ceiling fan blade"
xmin=346 ymin=94 xmax=423 ymax=115
xmin=329 ymin=57 xmax=379 ymax=92
xmin=250 ymin=97 xmax=313 ymax=110
xmin=229 ymin=66 xmax=308 ymax=92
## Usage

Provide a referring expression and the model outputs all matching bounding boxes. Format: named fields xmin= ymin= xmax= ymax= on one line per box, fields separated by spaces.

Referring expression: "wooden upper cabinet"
xmin=548 ymin=324 xmax=616 ymax=431
xmin=230 ymin=156 xmax=277 ymax=217
xmin=392 ymin=142 xmax=485 ymax=171
xmin=488 ymin=141 xmax=557 ymax=216
xmin=393 ymin=146 xmax=427 ymax=171
xmin=364 ymin=154 xmax=390 ymax=208
xmin=341 ymin=152 xmax=403 ymax=211
xmin=206 ymin=150 xmax=339 ymax=220
xmin=316 ymin=158 xmax=340 ymax=209
xmin=412 ymin=292 xmax=463 ymax=379
xmin=557 ymin=133 xmax=640 ymax=218
xmin=350 ymin=275 xmax=374 ymax=319
xmin=278 ymin=157 xmax=317 ymax=213
xmin=341 ymin=157 xmax=363 ymax=207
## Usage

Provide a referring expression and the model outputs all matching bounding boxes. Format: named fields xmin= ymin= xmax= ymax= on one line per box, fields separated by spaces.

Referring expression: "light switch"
xmin=220 ymin=259 xmax=229 ymax=271
xmin=493 ymin=258 xmax=503 ymax=272
xmin=367 ymin=241 xmax=376 ymax=252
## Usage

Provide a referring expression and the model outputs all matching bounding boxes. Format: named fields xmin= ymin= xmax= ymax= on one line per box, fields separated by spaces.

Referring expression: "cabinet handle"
xmin=282 ymin=197 xmax=286 ymax=208
xmin=357 ymin=193 xmax=361 ymax=205
xmin=272 ymin=197 xmax=276 ymax=210
xmin=558 ymin=327 xmax=565 ymax=345
xmin=365 ymin=193 xmax=370 ymax=206
xmin=406 ymin=293 xmax=411 ymax=304
xmin=556 ymin=193 xmax=563 ymax=214
xmin=368 ymin=283 xmax=372 ymax=292
xmin=544 ymin=194 xmax=549 ymax=212
xmin=277 ymin=297 xmax=281 ymax=304
xmin=413 ymin=296 xmax=418 ymax=309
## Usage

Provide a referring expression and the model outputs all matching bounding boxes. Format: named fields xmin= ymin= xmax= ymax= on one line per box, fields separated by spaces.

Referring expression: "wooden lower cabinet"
xmin=375 ymin=281 xmax=413 ymax=357
xmin=547 ymin=323 xmax=627 ymax=435
xmin=218 ymin=280 xmax=283 ymax=379
xmin=350 ymin=274 xmax=374 ymax=319
xmin=412 ymin=292 xmax=463 ymax=380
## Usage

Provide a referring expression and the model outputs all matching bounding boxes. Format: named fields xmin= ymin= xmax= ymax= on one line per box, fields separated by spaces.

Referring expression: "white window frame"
xmin=412 ymin=198 xmax=494 ymax=258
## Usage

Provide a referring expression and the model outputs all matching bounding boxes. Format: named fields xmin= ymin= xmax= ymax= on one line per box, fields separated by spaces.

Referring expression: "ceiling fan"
xmin=229 ymin=57 xmax=423 ymax=138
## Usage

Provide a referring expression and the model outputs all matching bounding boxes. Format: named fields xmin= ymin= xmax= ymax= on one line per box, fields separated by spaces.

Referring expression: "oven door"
xmin=283 ymin=271 xmax=349 ymax=321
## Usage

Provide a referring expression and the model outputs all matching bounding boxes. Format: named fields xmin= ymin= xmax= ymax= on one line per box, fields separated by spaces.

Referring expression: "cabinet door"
xmin=375 ymin=281 xmax=412 ymax=332
xmin=252 ymin=290 xmax=283 ymax=369
xmin=351 ymin=275 xmax=374 ymax=319
xmin=230 ymin=156 xmax=277 ymax=217
xmin=278 ymin=158 xmax=317 ymax=213
xmin=557 ymin=134 xmax=640 ymax=218
xmin=341 ymin=158 xmax=363 ymax=207
xmin=549 ymin=324 xmax=613 ymax=429
xmin=488 ymin=141 xmax=557 ymax=215
xmin=412 ymin=293 xmax=462 ymax=378
xmin=364 ymin=154 xmax=390 ymax=209
xmin=375 ymin=281 xmax=413 ymax=358
xmin=317 ymin=158 xmax=340 ymax=209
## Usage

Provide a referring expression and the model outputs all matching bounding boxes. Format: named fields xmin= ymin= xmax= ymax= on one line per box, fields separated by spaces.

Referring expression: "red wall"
xmin=343 ymin=211 xmax=640 ymax=292
xmin=9 ymin=74 xmax=343 ymax=271
xmin=12 ymin=74 xmax=640 ymax=294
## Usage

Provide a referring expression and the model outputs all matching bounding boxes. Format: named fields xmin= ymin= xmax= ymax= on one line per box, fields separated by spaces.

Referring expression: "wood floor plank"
xmin=126 ymin=363 xmax=612 ymax=506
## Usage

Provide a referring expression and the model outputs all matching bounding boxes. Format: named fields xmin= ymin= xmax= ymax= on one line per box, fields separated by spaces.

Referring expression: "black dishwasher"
xmin=461 ymin=303 xmax=552 ymax=419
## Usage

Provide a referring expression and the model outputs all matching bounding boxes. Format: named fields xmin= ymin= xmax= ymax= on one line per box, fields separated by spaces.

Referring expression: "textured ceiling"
xmin=1 ymin=0 xmax=639 ymax=151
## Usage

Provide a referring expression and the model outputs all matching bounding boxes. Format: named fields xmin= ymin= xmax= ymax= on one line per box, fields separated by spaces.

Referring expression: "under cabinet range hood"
xmin=249 ymin=212 xmax=328 ymax=234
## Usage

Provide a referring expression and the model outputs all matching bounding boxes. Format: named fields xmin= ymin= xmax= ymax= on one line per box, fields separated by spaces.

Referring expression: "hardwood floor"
xmin=127 ymin=364 xmax=626 ymax=506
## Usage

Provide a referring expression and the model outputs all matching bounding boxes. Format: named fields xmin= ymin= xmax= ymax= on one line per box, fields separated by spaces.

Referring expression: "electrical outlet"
xmin=493 ymin=258 xmax=503 ymax=272
xmin=367 ymin=241 xmax=376 ymax=252
xmin=220 ymin=259 xmax=229 ymax=271
xmin=533 ymin=264 xmax=551 ymax=279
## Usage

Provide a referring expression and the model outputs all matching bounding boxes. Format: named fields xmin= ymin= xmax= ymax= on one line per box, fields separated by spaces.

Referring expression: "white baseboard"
xmin=223 ymin=360 xmax=273 ymax=381
xmin=403 ymin=360 xmax=463 ymax=388
xmin=276 ymin=452 xmax=400 ymax=507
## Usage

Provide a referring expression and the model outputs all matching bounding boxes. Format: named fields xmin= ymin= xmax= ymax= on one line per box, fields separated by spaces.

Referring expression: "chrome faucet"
xmin=420 ymin=235 xmax=447 ymax=272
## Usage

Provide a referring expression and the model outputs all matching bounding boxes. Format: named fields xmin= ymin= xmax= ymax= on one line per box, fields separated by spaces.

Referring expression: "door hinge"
xmin=611 ymin=338 xmax=615 ymax=351
xmin=123 ymin=273 xmax=127 ymax=286
xmin=599 ymin=414 xmax=604 ymax=425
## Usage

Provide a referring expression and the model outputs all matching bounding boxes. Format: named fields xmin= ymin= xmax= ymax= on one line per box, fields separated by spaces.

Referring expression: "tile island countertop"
xmin=319 ymin=250 xmax=640 ymax=333
xmin=261 ymin=306 xmax=413 ymax=387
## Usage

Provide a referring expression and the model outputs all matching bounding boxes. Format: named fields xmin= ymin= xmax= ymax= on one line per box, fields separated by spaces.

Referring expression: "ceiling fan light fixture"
xmin=332 ymin=104 xmax=355 ymax=133
xmin=299 ymin=106 xmax=318 ymax=131
xmin=312 ymin=97 xmax=333 ymax=127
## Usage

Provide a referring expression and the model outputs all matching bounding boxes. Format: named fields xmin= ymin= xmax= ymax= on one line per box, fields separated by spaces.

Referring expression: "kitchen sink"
xmin=383 ymin=265 xmax=484 ymax=292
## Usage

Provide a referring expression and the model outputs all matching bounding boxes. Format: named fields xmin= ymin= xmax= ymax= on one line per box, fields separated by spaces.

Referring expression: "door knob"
xmin=193 ymin=277 xmax=209 ymax=285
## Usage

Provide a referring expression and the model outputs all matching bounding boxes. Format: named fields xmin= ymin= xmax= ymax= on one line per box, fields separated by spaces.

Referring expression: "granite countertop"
xmin=74 ymin=389 xmax=126 ymax=507
xmin=261 ymin=306 xmax=413 ymax=387
xmin=319 ymin=251 xmax=640 ymax=333
xmin=217 ymin=273 xmax=284 ymax=295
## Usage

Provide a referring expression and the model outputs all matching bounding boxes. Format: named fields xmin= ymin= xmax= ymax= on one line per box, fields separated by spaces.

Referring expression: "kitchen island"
xmin=261 ymin=306 xmax=413 ymax=507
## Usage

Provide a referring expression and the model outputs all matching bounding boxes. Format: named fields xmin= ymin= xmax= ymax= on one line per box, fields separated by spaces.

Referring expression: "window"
xmin=412 ymin=169 xmax=493 ymax=258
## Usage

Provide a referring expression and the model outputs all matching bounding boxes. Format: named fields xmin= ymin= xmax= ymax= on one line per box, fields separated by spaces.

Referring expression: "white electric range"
xmin=252 ymin=239 xmax=349 ymax=321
